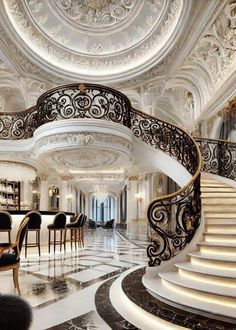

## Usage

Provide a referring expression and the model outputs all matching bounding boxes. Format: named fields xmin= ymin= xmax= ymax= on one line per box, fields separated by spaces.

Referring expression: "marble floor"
xmin=0 ymin=229 xmax=149 ymax=330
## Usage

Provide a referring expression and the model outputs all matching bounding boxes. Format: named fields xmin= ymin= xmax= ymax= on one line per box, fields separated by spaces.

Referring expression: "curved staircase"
xmin=143 ymin=176 xmax=236 ymax=321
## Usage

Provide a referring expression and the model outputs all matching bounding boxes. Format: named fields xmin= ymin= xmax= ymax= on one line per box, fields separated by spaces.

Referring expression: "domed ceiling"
xmin=1 ymin=0 xmax=190 ymax=82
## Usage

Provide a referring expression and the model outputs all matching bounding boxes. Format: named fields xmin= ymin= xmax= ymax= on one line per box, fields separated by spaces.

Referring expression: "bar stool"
xmin=47 ymin=212 xmax=66 ymax=254
xmin=25 ymin=211 xmax=42 ymax=258
xmin=80 ymin=215 xmax=87 ymax=248
xmin=65 ymin=213 xmax=83 ymax=250
xmin=0 ymin=211 xmax=12 ymax=244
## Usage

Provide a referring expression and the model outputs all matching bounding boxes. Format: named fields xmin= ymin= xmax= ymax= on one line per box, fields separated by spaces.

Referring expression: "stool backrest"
xmin=15 ymin=216 xmax=30 ymax=258
xmin=82 ymin=215 xmax=87 ymax=227
xmin=53 ymin=212 xmax=66 ymax=228
xmin=0 ymin=211 xmax=12 ymax=229
xmin=72 ymin=213 xmax=83 ymax=227
xmin=27 ymin=211 xmax=42 ymax=229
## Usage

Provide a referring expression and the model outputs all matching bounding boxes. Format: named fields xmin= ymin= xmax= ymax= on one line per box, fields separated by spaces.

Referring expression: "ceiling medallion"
xmin=53 ymin=0 xmax=136 ymax=30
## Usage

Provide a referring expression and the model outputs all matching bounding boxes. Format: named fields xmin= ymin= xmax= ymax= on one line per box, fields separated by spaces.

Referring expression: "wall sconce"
xmin=135 ymin=192 xmax=143 ymax=201
xmin=66 ymin=193 xmax=73 ymax=200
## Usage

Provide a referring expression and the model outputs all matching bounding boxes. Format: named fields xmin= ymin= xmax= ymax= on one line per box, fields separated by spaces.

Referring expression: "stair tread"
xmin=159 ymin=272 xmax=236 ymax=297
xmin=199 ymin=241 xmax=236 ymax=247
xmin=144 ymin=277 xmax=236 ymax=319
xmin=204 ymin=232 xmax=236 ymax=236
xmin=189 ymin=251 xmax=236 ymax=262
xmin=175 ymin=262 xmax=236 ymax=278
xmin=205 ymin=213 xmax=236 ymax=217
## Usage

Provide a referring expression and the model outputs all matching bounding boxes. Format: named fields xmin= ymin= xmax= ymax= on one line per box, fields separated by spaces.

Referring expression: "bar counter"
xmin=7 ymin=210 xmax=75 ymax=247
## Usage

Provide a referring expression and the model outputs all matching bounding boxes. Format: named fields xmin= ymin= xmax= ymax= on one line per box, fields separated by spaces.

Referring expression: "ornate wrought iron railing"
xmin=196 ymin=137 xmax=236 ymax=180
xmin=131 ymin=109 xmax=202 ymax=266
xmin=0 ymin=83 xmax=202 ymax=267
xmin=0 ymin=106 xmax=37 ymax=140
xmin=37 ymin=83 xmax=131 ymax=128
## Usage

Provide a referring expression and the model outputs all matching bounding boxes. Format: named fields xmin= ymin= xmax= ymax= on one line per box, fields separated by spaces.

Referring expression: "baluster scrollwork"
xmin=130 ymin=108 xmax=202 ymax=266
xmin=0 ymin=106 xmax=38 ymax=140
xmin=37 ymin=83 xmax=131 ymax=128
xmin=196 ymin=138 xmax=236 ymax=180
xmin=147 ymin=174 xmax=201 ymax=266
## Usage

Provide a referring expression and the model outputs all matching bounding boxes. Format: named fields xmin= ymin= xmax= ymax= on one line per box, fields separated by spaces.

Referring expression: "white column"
xmin=126 ymin=177 xmax=138 ymax=238
xmin=115 ymin=196 xmax=119 ymax=224
xmin=71 ymin=186 xmax=77 ymax=213
xmin=85 ymin=193 xmax=89 ymax=216
xmin=76 ymin=189 xmax=80 ymax=213
xmin=21 ymin=180 xmax=31 ymax=209
xmin=60 ymin=176 xmax=69 ymax=212
xmin=39 ymin=176 xmax=49 ymax=211
xmin=88 ymin=193 xmax=93 ymax=219
xmin=127 ymin=177 xmax=138 ymax=220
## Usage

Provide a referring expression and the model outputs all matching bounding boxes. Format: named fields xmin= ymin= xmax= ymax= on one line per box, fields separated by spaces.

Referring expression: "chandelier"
xmin=93 ymin=183 xmax=108 ymax=203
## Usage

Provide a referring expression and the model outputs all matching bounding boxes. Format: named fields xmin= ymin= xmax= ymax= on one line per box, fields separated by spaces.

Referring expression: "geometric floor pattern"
xmin=0 ymin=229 xmax=148 ymax=329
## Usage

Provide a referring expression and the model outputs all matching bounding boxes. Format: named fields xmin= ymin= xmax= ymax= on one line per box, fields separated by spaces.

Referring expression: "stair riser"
xmin=190 ymin=257 xmax=236 ymax=270
xmin=161 ymin=279 xmax=236 ymax=308
xmin=205 ymin=214 xmax=236 ymax=218
xmin=200 ymin=246 xmax=236 ymax=254
xmin=178 ymin=269 xmax=236 ymax=286
xmin=204 ymin=234 xmax=236 ymax=243
xmin=205 ymin=226 xmax=236 ymax=234
xmin=203 ymin=206 xmax=236 ymax=212
xmin=202 ymin=199 xmax=236 ymax=205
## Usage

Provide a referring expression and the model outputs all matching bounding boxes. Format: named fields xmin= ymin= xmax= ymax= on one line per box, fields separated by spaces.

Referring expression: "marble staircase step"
xmin=201 ymin=180 xmax=229 ymax=188
xmin=203 ymin=205 xmax=236 ymax=212
xmin=204 ymin=233 xmax=236 ymax=243
xmin=175 ymin=261 xmax=236 ymax=279
xmin=144 ymin=276 xmax=236 ymax=319
xmin=204 ymin=213 xmax=236 ymax=218
xmin=206 ymin=218 xmax=236 ymax=225
xmin=189 ymin=251 xmax=236 ymax=262
xmin=159 ymin=272 xmax=236 ymax=298
xmin=205 ymin=225 xmax=236 ymax=234
xmin=202 ymin=198 xmax=236 ymax=204
xmin=201 ymin=189 xmax=236 ymax=193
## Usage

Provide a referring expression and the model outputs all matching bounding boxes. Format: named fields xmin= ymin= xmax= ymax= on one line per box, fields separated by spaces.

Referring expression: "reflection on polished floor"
xmin=0 ymin=229 xmax=148 ymax=330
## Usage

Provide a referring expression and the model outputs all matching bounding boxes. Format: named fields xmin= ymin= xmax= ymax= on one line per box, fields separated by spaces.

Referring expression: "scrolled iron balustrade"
xmin=147 ymin=175 xmax=201 ymax=266
xmin=0 ymin=106 xmax=38 ymax=140
xmin=0 ymin=83 xmax=202 ymax=267
xmin=37 ymin=83 xmax=131 ymax=128
xmin=196 ymin=137 xmax=236 ymax=180
xmin=130 ymin=109 xmax=201 ymax=266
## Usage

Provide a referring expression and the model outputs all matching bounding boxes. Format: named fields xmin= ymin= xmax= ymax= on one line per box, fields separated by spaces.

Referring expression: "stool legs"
xmin=25 ymin=229 xmax=41 ymax=258
xmin=8 ymin=230 xmax=11 ymax=244
xmin=48 ymin=229 xmax=66 ymax=254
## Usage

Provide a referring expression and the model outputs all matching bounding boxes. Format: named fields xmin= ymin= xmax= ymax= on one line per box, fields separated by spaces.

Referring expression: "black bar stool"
xmin=65 ymin=213 xmax=83 ymax=250
xmin=47 ymin=212 xmax=66 ymax=254
xmin=25 ymin=211 xmax=42 ymax=258
xmin=0 ymin=211 xmax=12 ymax=244
xmin=80 ymin=215 xmax=87 ymax=248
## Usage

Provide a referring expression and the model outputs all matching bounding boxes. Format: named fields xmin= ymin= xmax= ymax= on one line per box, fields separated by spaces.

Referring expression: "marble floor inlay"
xmin=0 ymin=228 xmax=148 ymax=329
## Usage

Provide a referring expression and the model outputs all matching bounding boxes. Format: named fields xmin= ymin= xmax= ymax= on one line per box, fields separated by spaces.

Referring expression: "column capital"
xmin=61 ymin=175 xmax=72 ymax=181
xmin=129 ymin=175 xmax=138 ymax=181
xmin=40 ymin=174 xmax=48 ymax=181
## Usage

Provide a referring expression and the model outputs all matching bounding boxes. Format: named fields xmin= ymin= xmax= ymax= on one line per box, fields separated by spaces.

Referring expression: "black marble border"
xmin=122 ymin=268 xmax=236 ymax=330
xmin=95 ymin=277 xmax=140 ymax=329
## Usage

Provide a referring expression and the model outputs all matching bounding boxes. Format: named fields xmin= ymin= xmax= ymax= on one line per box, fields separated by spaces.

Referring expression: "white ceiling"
xmin=0 ymin=0 xmax=235 ymax=190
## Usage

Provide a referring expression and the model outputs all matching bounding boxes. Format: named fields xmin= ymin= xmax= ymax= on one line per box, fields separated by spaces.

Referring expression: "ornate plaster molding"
xmin=1 ymin=0 xmax=188 ymax=82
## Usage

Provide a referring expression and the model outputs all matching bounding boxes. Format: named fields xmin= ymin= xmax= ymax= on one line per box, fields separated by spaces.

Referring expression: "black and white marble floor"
xmin=0 ymin=229 xmax=148 ymax=329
